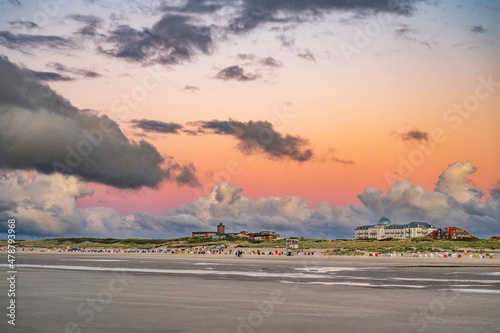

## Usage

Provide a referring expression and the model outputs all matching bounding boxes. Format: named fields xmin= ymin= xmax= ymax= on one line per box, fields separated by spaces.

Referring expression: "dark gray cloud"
xmin=188 ymin=120 xmax=236 ymax=135
xmin=162 ymin=0 xmax=225 ymax=13
xmin=319 ymin=148 xmax=354 ymax=165
xmin=237 ymin=53 xmax=257 ymax=61
xmin=167 ymin=0 xmax=419 ymax=21
xmin=23 ymin=69 xmax=73 ymax=82
xmin=330 ymin=156 xmax=354 ymax=165
xmin=231 ymin=120 xmax=313 ymax=161
xmin=0 ymin=31 xmax=74 ymax=52
xmin=277 ymin=34 xmax=295 ymax=49
xmin=228 ymin=0 xmax=421 ymax=33
xmin=8 ymin=20 xmax=39 ymax=30
xmin=489 ymin=181 xmax=500 ymax=201
xmin=297 ymin=49 xmax=316 ymax=62
xmin=470 ymin=25 xmax=486 ymax=34
xmin=101 ymin=14 xmax=213 ymax=65
xmin=67 ymin=14 xmax=103 ymax=37
xmin=174 ymin=164 xmax=200 ymax=187
xmin=400 ymin=129 xmax=429 ymax=142
xmin=183 ymin=85 xmax=200 ymax=92
xmin=215 ymin=65 xmax=259 ymax=81
xmin=0 ymin=197 xmax=16 ymax=213
xmin=260 ymin=56 xmax=283 ymax=67
xmin=47 ymin=62 xmax=102 ymax=78
xmin=237 ymin=54 xmax=283 ymax=69
xmin=164 ymin=156 xmax=200 ymax=187
xmin=394 ymin=24 xmax=435 ymax=49
xmin=0 ymin=56 xmax=197 ymax=189
xmin=3 ymin=1 xmax=423 ymax=69
xmin=190 ymin=120 xmax=313 ymax=162
xmin=132 ymin=119 xmax=183 ymax=134
xmin=159 ymin=1 xmax=422 ymax=41
xmin=395 ymin=25 xmax=413 ymax=37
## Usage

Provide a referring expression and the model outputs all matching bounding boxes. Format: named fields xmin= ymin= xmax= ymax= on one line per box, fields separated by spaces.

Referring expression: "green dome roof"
xmin=378 ymin=217 xmax=391 ymax=225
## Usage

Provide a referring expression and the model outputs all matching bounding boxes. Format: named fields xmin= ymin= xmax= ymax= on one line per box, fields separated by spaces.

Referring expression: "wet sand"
xmin=1 ymin=252 xmax=499 ymax=332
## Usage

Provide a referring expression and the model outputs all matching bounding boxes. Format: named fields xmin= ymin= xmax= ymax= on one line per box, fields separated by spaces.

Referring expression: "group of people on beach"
xmin=235 ymin=250 xmax=243 ymax=257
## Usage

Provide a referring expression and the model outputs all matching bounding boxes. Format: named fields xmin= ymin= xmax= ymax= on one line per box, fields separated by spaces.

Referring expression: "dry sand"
xmin=1 ymin=252 xmax=499 ymax=332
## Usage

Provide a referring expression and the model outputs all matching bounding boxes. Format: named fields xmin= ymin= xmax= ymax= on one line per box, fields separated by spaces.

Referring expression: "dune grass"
xmin=2 ymin=237 xmax=498 ymax=253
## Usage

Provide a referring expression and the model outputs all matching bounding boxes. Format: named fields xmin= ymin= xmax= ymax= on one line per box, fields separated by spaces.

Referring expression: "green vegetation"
xmin=327 ymin=249 xmax=365 ymax=256
xmin=10 ymin=238 xmax=168 ymax=249
xmin=4 ymin=237 xmax=287 ymax=250
xmin=324 ymin=238 xmax=500 ymax=254
xmin=2 ymin=237 xmax=498 ymax=253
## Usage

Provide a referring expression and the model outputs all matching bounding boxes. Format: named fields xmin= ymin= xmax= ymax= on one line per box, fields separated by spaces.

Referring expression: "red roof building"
xmin=427 ymin=226 xmax=474 ymax=239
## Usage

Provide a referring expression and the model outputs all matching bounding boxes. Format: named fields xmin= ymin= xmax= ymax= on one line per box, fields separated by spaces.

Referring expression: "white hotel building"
xmin=354 ymin=217 xmax=436 ymax=240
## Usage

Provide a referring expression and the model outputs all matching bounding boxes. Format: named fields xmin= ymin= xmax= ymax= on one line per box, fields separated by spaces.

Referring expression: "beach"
xmin=1 ymin=252 xmax=499 ymax=332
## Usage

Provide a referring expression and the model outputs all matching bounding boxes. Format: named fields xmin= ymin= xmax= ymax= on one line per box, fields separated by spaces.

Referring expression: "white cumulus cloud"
xmin=1 ymin=161 xmax=499 ymax=239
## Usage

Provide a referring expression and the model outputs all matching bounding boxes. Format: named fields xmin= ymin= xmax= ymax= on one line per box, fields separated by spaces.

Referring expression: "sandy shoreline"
xmin=1 ymin=252 xmax=500 ymax=332
xmin=8 ymin=247 xmax=500 ymax=266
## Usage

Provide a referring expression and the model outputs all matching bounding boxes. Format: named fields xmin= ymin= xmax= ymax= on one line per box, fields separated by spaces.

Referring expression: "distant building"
xmin=192 ymin=223 xmax=226 ymax=238
xmin=354 ymin=217 xmax=436 ymax=240
xmin=191 ymin=224 xmax=280 ymax=240
xmin=217 ymin=223 xmax=225 ymax=235
xmin=492 ymin=236 xmax=500 ymax=240
xmin=427 ymin=226 xmax=474 ymax=239
xmin=251 ymin=231 xmax=281 ymax=240
xmin=191 ymin=231 xmax=218 ymax=238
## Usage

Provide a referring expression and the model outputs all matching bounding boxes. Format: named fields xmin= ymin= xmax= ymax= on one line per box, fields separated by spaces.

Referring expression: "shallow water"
xmin=1 ymin=253 xmax=499 ymax=332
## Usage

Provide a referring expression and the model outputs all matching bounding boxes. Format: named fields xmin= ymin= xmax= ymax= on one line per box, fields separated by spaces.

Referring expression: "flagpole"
xmin=328 ymin=239 xmax=331 ymax=259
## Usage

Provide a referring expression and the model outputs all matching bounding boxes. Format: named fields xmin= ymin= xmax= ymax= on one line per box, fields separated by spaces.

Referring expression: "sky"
xmin=0 ymin=0 xmax=499 ymax=239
